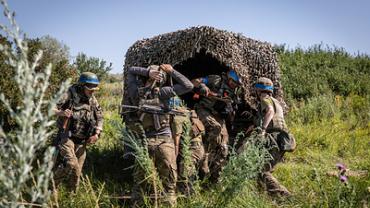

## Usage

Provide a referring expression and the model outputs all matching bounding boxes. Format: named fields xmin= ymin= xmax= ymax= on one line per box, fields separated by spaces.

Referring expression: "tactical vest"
xmin=171 ymin=101 xmax=205 ymax=140
xmin=258 ymin=97 xmax=288 ymax=132
xmin=271 ymin=97 xmax=288 ymax=131
xmin=139 ymin=89 xmax=170 ymax=131
xmin=257 ymin=97 xmax=296 ymax=152
xmin=61 ymin=85 xmax=98 ymax=139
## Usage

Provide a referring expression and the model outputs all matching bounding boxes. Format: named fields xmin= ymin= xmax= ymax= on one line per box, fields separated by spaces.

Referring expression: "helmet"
xmin=255 ymin=77 xmax=273 ymax=93
xmin=227 ymin=70 xmax=241 ymax=85
xmin=147 ymin=65 xmax=167 ymax=86
xmin=79 ymin=72 xmax=100 ymax=90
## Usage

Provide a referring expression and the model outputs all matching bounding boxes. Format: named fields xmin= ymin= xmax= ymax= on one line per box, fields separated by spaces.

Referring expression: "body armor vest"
xmin=258 ymin=97 xmax=296 ymax=152
xmin=60 ymin=85 xmax=98 ymax=139
xmin=190 ymin=110 xmax=205 ymax=138
xmin=139 ymin=88 xmax=170 ymax=131
xmin=270 ymin=97 xmax=288 ymax=131
xmin=258 ymin=97 xmax=287 ymax=131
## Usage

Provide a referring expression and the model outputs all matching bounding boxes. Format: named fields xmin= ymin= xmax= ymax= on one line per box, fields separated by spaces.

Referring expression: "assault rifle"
xmin=193 ymin=91 xmax=233 ymax=104
xmin=208 ymin=94 xmax=233 ymax=103
xmin=121 ymin=104 xmax=186 ymax=116
xmin=122 ymin=104 xmax=186 ymax=130
xmin=52 ymin=109 xmax=72 ymax=170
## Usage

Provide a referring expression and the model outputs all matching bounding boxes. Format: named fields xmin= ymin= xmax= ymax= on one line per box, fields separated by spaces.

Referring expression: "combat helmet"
xmin=255 ymin=77 xmax=273 ymax=93
xmin=227 ymin=70 xmax=242 ymax=85
xmin=79 ymin=72 xmax=100 ymax=90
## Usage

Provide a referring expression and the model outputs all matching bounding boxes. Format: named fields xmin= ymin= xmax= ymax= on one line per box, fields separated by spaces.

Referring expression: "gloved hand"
xmin=149 ymin=69 xmax=161 ymax=81
xmin=220 ymin=144 xmax=229 ymax=158
xmin=159 ymin=64 xmax=174 ymax=73
xmin=256 ymin=126 xmax=266 ymax=137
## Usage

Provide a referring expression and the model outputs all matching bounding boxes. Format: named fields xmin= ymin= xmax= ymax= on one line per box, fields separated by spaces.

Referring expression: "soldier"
xmin=191 ymin=70 xmax=242 ymax=183
xmin=122 ymin=64 xmax=193 ymax=206
xmin=254 ymin=77 xmax=296 ymax=196
xmin=169 ymin=96 xmax=206 ymax=196
xmin=53 ymin=72 xmax=103 ymax=191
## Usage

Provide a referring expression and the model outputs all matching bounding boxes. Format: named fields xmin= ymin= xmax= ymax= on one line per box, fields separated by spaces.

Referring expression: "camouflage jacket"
xmin=194 ymin=74 xmax=241 ymax=115
xmin=56 ymin=84 xmax=103 ymax=139
xmin=123 ymin=66 xmax=193 ymax=137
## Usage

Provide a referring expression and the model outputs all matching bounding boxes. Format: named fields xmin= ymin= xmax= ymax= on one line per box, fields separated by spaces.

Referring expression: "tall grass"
xmin=1 ymin=2 xmax=368 ymax=205
xmin=51 ymin=80 xmax=369 ymax=208
xmin=122 ymin=128 xmax=163 ymax=207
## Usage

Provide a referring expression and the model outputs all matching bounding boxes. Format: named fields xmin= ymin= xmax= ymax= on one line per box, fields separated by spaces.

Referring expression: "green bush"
xmin=74 ymin=52 xmax=113 ymax=82
xmin=277 ymin=44 xmax=370 ymax=101
xmin=0 ymin=35 xmax=77 ymax=131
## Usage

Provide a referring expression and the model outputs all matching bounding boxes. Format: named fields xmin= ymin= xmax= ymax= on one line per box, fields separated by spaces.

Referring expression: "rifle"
xmin=121 ymin=104 xmax=186 ymax=117
xmin=192 ymin=90 xmax=233 ymax=104
xmin=52 ymin=108 xmax=73 ymax=169
xmin=208 ymin=94 xmax=233 ymax=104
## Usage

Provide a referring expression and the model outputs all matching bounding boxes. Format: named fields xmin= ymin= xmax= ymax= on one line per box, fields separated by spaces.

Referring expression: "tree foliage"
xmin=0 ymin=0 xmax=70 ymax=206
xmin=0 ymin=35 xmax=77 ymax=131
xmin=74 ymin=52 xmax=112 ymax=82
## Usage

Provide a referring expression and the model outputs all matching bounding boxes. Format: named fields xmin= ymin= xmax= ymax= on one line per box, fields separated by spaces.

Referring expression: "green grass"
xmin=54 ymin=82 xmax=369 ymax=208
xmin=53 ymin=46 xmax=370 ymax=207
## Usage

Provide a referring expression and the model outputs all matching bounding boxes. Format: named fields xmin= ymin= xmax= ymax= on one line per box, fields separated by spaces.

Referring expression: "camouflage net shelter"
xmin=123 ymin=26 xmax=284 ymax=109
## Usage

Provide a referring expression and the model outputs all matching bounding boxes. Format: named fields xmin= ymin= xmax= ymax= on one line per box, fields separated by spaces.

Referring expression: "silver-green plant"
xmin=177 ymin=119 xmax=197 ymax=196
xmin=211 ymin=131 xmax=272 ymax=207
xmin=122 ymin=128 xmax=163 ymax=208
xmin=0 ymin=0 xmax=70 ymax=207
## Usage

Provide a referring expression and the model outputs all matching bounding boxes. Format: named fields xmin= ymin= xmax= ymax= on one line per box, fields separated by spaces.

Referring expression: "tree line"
xmin=0 ymin=35 xmax=113 ymax=131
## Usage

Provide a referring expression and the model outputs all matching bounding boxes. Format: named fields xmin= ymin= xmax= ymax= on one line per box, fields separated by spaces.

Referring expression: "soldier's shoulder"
xmin=261 ymin=96 xmax=274 ymax=108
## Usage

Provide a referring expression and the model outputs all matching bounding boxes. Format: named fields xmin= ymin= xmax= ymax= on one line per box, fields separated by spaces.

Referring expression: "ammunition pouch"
xmin=70 ymin=118 xmax=95 ymax=139
xmin=190 ymin=110 xmax=205 ymax=137
xmin=139 ymin=97 xmax=170 ymax=131
xmin=267 ymin=128 xmax=296 ymax=152
xmin=68 ymin=102 xmax=98 ymax=139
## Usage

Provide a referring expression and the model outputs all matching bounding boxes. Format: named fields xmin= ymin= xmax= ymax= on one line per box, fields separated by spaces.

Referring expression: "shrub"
xmin=0 ymin=1 xmax=70 ymax=206
xmin=277 ymin=44 xmax=370 ymax=101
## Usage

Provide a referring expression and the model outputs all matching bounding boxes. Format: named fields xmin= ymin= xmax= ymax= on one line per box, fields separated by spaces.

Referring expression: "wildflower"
xmin=339 ymin=175 xmax=348 ymax=184
xmin=336 ymin=163 xmax=347 ymax=175
xmin=336 ymin=163 xmax=346 ymax=171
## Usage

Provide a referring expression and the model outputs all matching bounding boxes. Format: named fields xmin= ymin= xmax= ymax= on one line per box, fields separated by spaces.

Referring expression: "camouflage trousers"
xmin=196 ymin=107 xmax=228 ymax=183
xmin=131 ymin=135 xmax=177 ymax=206
xmin=258 ymin=133 xmax=290 ymax=196
xmin=54 ymin=137 xmax=86 ymax=191
xmin=177 ymin=136 xmax=205 ymax=195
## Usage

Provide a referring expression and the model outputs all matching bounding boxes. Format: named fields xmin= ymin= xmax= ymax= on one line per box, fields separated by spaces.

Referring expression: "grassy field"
xmin=55 ymin=47 xmax=370 ymax=208
xmin=54 ymin=85 xmax=369 ymax=208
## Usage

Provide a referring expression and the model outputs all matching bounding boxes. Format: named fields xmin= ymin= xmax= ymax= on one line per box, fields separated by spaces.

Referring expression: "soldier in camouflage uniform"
xmin=254 ymin=77 xmax=296 ymax=196
xmin=191 ymin=70 xmax=242 ymax=183
xmin=169 ymin=96 xmax=206 ymax=196
xmin=122 ymin=64 xmax=193 ymax=206
xmin=53 ymin=72 xmax=103 ymax=191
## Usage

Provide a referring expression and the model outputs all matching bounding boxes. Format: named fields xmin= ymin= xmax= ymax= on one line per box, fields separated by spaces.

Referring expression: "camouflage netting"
xmin=123 ymin=26 xmax=284 ymax=109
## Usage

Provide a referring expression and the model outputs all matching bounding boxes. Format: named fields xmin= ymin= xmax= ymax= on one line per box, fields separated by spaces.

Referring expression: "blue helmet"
xmin=255 ymin=77 xmax=273 ymax=93
xmin=79 ymin=72 xmax=100 ymax=85
xmin=227 ymin=70 xmax=241 ymax=85
xmin=79 ymin=72 xmax=100 ymax=90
